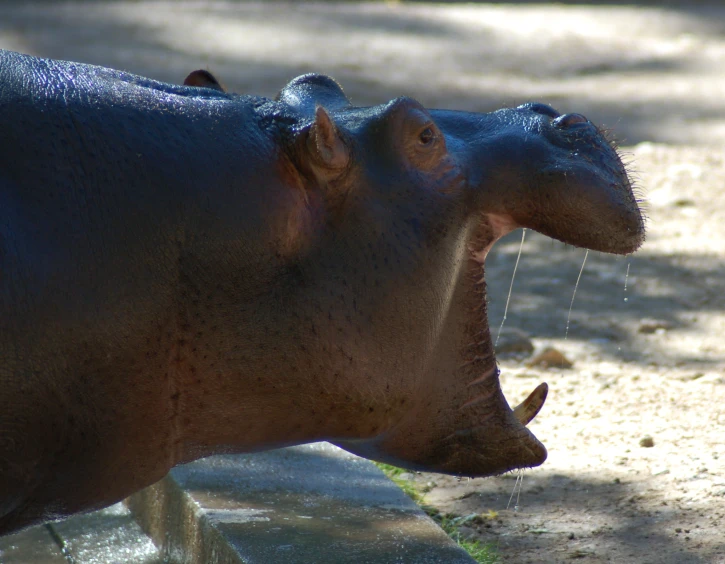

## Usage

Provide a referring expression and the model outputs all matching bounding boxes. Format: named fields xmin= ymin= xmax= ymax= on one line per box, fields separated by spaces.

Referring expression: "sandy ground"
xmin=1 ymin=2 xmax=725 ymax=562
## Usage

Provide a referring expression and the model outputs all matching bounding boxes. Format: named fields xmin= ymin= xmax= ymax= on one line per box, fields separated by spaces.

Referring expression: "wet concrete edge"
xmin=127 ymin=442 xmax=476 ymax=564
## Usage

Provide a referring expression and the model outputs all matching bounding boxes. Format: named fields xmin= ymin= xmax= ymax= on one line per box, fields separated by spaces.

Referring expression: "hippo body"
xmin=0 ymin=49 xmax=644 ymax=534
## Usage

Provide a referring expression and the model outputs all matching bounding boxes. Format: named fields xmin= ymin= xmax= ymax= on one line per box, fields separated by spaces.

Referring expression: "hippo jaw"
xmin=334 ymin=221 xmax=551 ymax=477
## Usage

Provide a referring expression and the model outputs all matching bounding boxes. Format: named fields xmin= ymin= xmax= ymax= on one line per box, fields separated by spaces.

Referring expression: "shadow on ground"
xmin=431 ymin=471 xmax=723 ymax=564
xmin=485 ymin=229 xmax=725 ymax=367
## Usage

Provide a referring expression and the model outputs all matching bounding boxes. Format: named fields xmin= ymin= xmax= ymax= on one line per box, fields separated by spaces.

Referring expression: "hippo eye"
xmin=419 ymin=127 xmax=436 ymax=146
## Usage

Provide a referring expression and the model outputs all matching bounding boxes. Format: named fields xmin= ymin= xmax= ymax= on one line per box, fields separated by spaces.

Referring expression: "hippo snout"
xmin=444 ymin=103 xmax=646 ymax=256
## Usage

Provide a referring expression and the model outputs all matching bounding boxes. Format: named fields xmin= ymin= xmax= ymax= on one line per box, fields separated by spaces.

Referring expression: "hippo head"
xmin=194 ymin=71 xmax=644 ymax=477
xmin=255 ymin=73 xmax=646 ymax=477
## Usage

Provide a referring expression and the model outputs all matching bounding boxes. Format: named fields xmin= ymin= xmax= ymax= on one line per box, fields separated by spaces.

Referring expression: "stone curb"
xmin=0 ymin=503 xmax=163 ymax=563
xmin=128 ymin=442 xmax=476 ymax=563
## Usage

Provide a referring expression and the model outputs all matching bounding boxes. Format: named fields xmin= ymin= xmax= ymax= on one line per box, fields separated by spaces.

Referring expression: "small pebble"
xmin=673 ymin=198 xmax=696 ymax=207
xmin=495 ymin=327 xmax=534 ymax=356
xmin=526 ymin=347 xmax=573 ymax=369
xmin=638 ymin=318 xmax=674 ymax=334
xmin=639 ymin=435 xmax=655 ymax=448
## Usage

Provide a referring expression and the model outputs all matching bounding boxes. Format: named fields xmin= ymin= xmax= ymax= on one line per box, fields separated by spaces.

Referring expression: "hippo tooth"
xmin=512 ymin=382 xmax=548 ymax=426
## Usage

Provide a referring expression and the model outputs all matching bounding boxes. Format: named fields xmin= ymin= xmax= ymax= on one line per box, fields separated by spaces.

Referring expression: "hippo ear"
xmin=305 ymin=106 xmax=349 ymax=180
xmin=183 ymin=70 xmax=225 ymax=92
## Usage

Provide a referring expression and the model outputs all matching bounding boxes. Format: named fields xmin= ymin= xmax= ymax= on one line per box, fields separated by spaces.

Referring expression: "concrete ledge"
xmin=128 ymin=442 xmax=475 ymax=564
xmin=0 ymin=503 xmax=162 ymax=564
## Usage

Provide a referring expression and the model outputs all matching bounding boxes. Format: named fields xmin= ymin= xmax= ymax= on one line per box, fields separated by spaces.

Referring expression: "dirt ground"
xmin=1 ymin=2 xmax=724 ymax=563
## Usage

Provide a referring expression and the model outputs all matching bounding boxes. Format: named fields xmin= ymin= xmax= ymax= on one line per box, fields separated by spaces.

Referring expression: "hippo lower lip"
xmin=452 ymin=245 xmax=550 ymax=474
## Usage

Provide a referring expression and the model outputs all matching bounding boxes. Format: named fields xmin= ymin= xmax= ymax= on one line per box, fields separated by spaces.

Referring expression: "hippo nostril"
xmin=553 ymin=113 xmax=589 ymax=128
xmin=518 ymin=102 xmax=560 ymax=119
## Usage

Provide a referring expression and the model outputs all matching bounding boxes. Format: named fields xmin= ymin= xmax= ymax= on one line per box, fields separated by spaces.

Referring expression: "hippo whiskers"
xmin=0 ymin=49 xmax=644 ymax=534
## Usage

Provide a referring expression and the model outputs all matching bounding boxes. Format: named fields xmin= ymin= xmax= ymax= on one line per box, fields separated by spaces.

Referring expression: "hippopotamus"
xmin=0 ymin=48 xmax=644 ymax=535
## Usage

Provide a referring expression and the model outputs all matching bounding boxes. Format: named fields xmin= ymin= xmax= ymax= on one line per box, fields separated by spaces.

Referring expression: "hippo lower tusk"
xmin=513 ymin=382 xmax=549 ymax=426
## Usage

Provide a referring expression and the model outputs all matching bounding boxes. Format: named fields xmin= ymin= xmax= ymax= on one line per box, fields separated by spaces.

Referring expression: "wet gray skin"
xmin=0 ymin=50 xmax=644 ymax=534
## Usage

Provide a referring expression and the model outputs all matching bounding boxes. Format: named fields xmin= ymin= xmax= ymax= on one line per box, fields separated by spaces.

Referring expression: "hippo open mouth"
xmin=438 ymin=102 xmax=645 ymax=476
